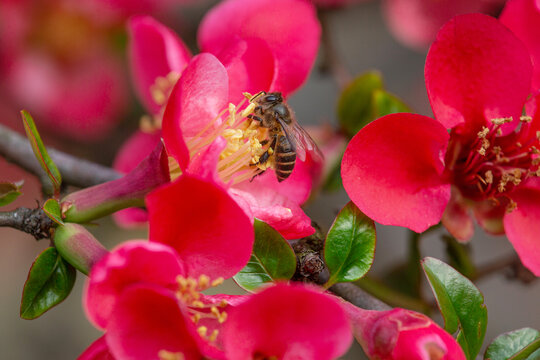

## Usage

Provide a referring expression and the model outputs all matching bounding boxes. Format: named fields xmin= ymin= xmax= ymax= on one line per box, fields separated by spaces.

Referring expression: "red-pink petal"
xmin=198 ymin=0 xmax=320 ymax=96
xmin=500 ymin=0 xmax=540 ymax=92
xmin=84 ymin=241 xmax=185 ymax=329
xmin=503 ymin=181 xmax=540 ymax=276
xmin=106 ymin=284 xmax=203 ymax=360
xmin=441 ymin=188 xmax=474 ymax=242
xmin=162 ymin=53 xmax=229 ymax=169
xmin=216 ymin=38 xmax=275 ymax=103
xmin=128 ymin=16 xmax=191 ymax=114
xmin=222 ymin=283 xmax=352 ymax=360
xmin=341 ymin=113 xmax=451 ymax=233
xmin=382 ymin=0 xmax=505 ymax=50
xmin=146 ymin=174 xmax=254 ymax=279
xmin=78 ymin=336 xmax=115 ymax=360
xmin=425 ymin=13 xmax=532 ymax=131
xmin=229 ymin=184 xmax=315 ymax=240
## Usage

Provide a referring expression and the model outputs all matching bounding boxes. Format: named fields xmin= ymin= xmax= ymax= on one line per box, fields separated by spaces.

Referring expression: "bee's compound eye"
xmin=265 ymin=95 xmax=277 ymax=102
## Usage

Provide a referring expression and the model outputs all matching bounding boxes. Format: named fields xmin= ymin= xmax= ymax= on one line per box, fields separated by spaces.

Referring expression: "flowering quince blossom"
xmin=343 ymin=303 xmax=466 ymax=360
xmin=0 ymin=0 xmax=128 ymax=141
xmin=341 ymin=13 xmax=540 ymax=275
xmin=115 ymin=0 xmax=321 ymax=238
xmin=500 ymin=0 xmax=540 ymax=92
xmin=79 ymin=241 xmax=351 ymax=360
xmin=382 ymin=0 xmax=506 ymax=50
xmin=160 ymin=53 xmax=317 ymax=239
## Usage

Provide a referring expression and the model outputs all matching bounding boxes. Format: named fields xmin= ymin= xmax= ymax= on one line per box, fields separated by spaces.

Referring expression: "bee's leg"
xmin=249 ymin=136 xmax=277 ymax=181
xmin=249 ymin=91 xmax=266 ymax=102
xmin=259 ymin=139 xmax=270 ymax=146
xmin=247 ymin=114 xmax=263 ymax=125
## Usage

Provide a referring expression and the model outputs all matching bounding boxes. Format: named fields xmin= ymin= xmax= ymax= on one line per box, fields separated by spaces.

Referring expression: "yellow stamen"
xmin=158 ymin=350 xmax=185 ymax=360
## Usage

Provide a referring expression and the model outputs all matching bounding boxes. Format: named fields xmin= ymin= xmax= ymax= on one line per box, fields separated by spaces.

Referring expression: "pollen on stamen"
xmin=158 ymin=350 xmax=185 ymax=360
xmin=491 ymin=117 xmax=513 ymax=125
xmin=520 ymin=115 xmax=533 ymax=123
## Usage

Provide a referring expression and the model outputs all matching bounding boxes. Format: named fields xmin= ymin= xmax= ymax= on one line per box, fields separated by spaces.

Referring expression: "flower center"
xmin=175 ymin=274 xmax=227 ymax=343
xmin=447 ymin=116 xmax=540 ymax=210
xmin=169 ymin=93 xmax=275 ymax=185
xmin=140 ymin=71 xmax=182 ymax=133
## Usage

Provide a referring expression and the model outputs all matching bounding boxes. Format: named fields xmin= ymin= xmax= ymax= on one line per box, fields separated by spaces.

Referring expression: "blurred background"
xmin=0 ymin=0 xmax=538 ymax=358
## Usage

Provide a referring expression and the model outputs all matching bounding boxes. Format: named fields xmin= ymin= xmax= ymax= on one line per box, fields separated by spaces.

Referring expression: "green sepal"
xmin=20 ymin=247 xmax=76 ymax=319
xmin=42 ymin=199 xmax=64 ymax=225
xmin=234 ymin=219 xmax=297 ymax=291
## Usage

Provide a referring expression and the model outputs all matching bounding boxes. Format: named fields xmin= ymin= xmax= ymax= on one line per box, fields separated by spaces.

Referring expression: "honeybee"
xmin=248 ymin=91 xmax=323 ymax=182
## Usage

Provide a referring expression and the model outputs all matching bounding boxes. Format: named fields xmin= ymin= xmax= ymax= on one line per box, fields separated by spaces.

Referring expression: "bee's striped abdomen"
xmin=275 ymin=135 xmax=296 ymax=182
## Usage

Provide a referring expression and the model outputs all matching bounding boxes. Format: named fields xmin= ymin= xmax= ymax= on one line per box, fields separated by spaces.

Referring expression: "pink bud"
xmin=344 ymin=304 xmax=466 ymax=360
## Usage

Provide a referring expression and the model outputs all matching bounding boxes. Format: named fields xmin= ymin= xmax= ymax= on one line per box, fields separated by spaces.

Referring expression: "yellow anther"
xmin=491 ymin=117 xmax=513 ymax=125
xmin=218 ymin=311 xmax=228 ymax=324
xmin=167 ymin=71 xmax=181 ymax=84
xmin=506 ymin=200 xmax=518 ymax=213
xmin=537 ymin=131 xmax=540 ymax=141
xmin=241 ymin=102 xmax=256 ymax=117
xmin=219 ymin=299 xmax=228 ymax=308
xmin=198 ymin=274 xmax=210 ymax=290
xmin=211 ymin=277 xmax=224 ymax=287
xmin=209 ymin=330 xmax=219 ymax=342
xmin=151 ymin=86 xmax=166 ymax=105
xmin=484 ymin=170 xmax=493 ymax=184
xmin=192 ymin=313 xmax=201 ymax=324
xmin=197 ymin=326 xmax=208 ymax=337
xmin=211 ymin=306 xmax=220 ymax=317
xmin=520 ymin=115 xmax=532 ymax=123
xmin=192 ymin=300 xmax=205 ymax=308
xmin=158 ymin=350 xmax=185 ymax=360
xmin=477 ymin=126 xmax=489 ymax=138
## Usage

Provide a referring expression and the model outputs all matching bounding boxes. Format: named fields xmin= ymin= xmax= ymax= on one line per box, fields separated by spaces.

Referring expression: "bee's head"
xmin=263 ymin=92 xmax=283 ymax=104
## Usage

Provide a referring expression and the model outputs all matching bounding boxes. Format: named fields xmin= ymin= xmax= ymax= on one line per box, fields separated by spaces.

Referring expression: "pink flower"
xmin=115 ymin=3 xmax=322 ymax=238
xmin=344 ymin=304 xmax=466 ymax=360
xmin=222 ymin=283 xmax=352 ymax=360
xmin=82 ymin=241 xmax=249 ymax=359
xmin=0 ymin=0 xmax=128 ymax=141
xmin=341 ymin=14 xmax=540 ymax=275
xmin=161 ymin=53 xmax=316 ymax=239
xmin=382 ymin=0 xmax=506 ymax=50
xmin=500 ymin=0 xmax=540 ymax=92
xmin=81 ymin=243 xmax=351 ymax=359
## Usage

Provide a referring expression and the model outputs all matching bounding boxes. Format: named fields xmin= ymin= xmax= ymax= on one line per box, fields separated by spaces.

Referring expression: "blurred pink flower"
xmin=344 ymin=304 xmax=466 ymax=359
xmin=500 ymin=0 xmax=540 ymax=92
xmin=382 ymin=0 xmax=506 ymax=50
xmin=0 ymin=0 xmax=128 ymax=141
xmin=341 ymin=14 xmax=540 ymax=275
xmin=311 ymin=0 xmax=370 ymax=8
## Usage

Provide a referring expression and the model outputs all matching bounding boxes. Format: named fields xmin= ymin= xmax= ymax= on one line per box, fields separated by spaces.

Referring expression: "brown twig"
xmin=0 ymin=207 xmax=54 ymax=240
xmin=330 ymin=282 xmax=392 ymax=311
xmin=0 ymin=123 xmax=121 ymax=189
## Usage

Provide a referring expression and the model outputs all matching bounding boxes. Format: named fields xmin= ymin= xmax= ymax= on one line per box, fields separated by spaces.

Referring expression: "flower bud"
xmin=61 ymin=141 xmax=169 ymax=224
xmin=344 ymin=304 xmax=465 ymax=360
xmin=53 ymin=223 xmax=108 ymax=275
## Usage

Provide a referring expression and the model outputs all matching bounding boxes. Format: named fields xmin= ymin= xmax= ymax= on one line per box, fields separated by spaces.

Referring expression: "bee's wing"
xmin=277 ymin=117 xmax=323 ymax=162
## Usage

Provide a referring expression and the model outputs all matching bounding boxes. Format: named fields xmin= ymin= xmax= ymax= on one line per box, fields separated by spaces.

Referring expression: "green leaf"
xmin=42 ymin=199 xmax=64 ymax=225
xmin=0 ymin=181 xmax=23 ymax=207
xmin=234 ymin=219 xmax=297 ymax=291
xmin=422 ymin=257 xmax=487 ymax=360
xmin=20 ymin=247 xmax=76 ymax=319
xmin=337 ymin=71 xmax=384 ymax=137
xmin=20 ymin=110 xmax=62 ymax=196
xmin=324 ymin=202 xmax=376 ymax=286
xmin=485 ymin=328 xmax=540 ymax=360
xmin=371 ymin=89 xmax=411 ymax=117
